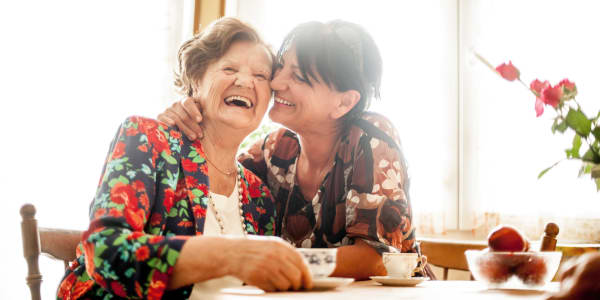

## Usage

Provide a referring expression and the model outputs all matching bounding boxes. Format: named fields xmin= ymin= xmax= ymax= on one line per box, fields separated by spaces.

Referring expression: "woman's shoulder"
xmin=120 ymin=115 xmax=182 ymax=141
xmin=121 ymin=115 xmax=176 ymax=132
xmin=347 ymin=111 xmax=402 ymax=149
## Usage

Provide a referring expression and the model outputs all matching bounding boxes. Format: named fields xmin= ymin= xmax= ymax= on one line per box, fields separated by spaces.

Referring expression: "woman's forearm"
xmin=167 ymin=236 xmax=233 ymax=289
xmin=330 ymin=239 xmax=387 ymax=280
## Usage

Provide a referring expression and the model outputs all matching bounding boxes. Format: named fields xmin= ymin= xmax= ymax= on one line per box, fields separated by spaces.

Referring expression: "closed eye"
xmin=293 ymin=73 xmax=309 ymax=84
xmin=255 ymin=73 xmax=268 ymax=80
xmin=223 ymin=67 xmax=236 ymax=74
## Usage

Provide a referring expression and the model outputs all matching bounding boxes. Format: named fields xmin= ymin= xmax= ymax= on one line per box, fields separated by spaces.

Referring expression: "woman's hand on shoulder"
xmin=157 ymin=97 xmax=204 ymax=140
xmin=228 ymin=236 xmax=313 ymax=292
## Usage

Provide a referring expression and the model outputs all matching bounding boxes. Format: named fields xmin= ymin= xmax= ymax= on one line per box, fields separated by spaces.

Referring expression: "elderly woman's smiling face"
xmin=195 ymin=40 xmax=273 ymax=132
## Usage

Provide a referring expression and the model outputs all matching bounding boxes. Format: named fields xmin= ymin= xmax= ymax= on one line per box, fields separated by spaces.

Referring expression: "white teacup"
xmin=382 ymin=252 xmax=420 ymax=278
xmin=297 ymin=248 xmax=338 ymax=278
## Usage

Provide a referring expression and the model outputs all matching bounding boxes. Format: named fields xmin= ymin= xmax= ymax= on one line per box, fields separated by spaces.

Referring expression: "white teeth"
xmin=224 ymin=95 xmax=252 ymax=108
xmin=274 ymin=97 xmax=295 ymax=106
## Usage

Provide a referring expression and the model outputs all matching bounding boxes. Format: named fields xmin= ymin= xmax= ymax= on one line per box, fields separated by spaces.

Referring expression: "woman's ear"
xmin=331 ymin=90 xmax=361 ymax=119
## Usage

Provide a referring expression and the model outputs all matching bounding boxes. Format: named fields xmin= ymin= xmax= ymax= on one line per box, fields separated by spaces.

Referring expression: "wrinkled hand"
xmin=548 ymin=252 xmax=600 ymax=300
xmin=229 ymin=236 xmax=313 ymax=292
xmin=157 ymin=97 xmax=204 ymax=140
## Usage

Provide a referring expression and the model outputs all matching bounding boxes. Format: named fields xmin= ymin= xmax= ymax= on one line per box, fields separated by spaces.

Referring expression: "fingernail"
xmin=190 ymin=134 xmax=196 ymax=140
xmin=196 ymin=116 xmax=202 ymax=122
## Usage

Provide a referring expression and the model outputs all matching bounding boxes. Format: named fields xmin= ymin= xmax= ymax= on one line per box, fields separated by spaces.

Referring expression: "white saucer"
xmin=370 ymin=276 xmax=429 ymax=287
xmin=312 ymin=277 xmax=355 ymax=290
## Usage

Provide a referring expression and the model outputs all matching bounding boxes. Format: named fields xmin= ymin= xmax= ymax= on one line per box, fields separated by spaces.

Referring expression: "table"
xmin=211 ymin=280 xmax=560 ymax=300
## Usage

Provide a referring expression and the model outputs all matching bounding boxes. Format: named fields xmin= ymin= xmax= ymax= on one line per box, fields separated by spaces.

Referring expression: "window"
xmin=460 ymin=0 xmax=600 ymax=241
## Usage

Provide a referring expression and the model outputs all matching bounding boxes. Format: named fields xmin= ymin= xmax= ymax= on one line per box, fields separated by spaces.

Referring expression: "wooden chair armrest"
xmin=39 ymin=228 xmax=82 ymax=262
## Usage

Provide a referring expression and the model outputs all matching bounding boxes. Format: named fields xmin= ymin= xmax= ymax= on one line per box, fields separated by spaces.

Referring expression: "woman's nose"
xmin=234 ymin=73 xmax=254 ymax=89
xmin=270 ymin=70 xmax=286 ymax=91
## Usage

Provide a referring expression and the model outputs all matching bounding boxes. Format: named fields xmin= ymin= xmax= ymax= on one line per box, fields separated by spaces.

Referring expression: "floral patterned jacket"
xmin=239 ymin=112 xmax=417 ymax=254
xmin=57 ymin=116 xmax=276 ymax=300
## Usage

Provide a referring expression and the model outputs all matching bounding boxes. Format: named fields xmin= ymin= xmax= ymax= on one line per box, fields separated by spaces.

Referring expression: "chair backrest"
xmin=20 ymin=204 xmax=82 ymax=300
xmin=418 ymin=238 xmax=487 ymax=280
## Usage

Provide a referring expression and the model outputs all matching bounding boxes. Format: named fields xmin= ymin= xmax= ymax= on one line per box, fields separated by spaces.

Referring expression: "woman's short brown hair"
xmin=175 ymin=17 xmax=273 ymax=96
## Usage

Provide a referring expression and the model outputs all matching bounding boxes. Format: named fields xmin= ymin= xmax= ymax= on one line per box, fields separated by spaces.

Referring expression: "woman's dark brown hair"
xmin=175 ymin=17 xmax=273 ymax=96
xmin=277 ymin=20 xmax=382 ymax=124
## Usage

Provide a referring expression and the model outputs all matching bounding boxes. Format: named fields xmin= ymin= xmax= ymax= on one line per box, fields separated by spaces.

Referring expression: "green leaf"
xmin=565 ymin=108 xmax=592 ymax=137
xmin=592 ymin=127 xmax=600 ymax=141
xmin=556 ymin=121 xmax=568 ymax=133
xmin=166 ymin=248 xmax=179 ymax=266
xmin=538 ymin=160 xmax=563 ymax=179
xmin=168 ymin=208 xmax=178 ymax=217
xmin=108 ymin=175 xmax=129 ymax=187
xmin=582 ymin=149 xmax=600 ymax=163
xmin=161 ymin=151 xmax=178 ymax=165
xmin=565 ymin=134 xmax=582 ymax=159
xmin=113 ymin=235 xmax=127 ymax=246
xmin=192 ymin=188 xmax=204 ymax=197
xmin=101 ymin=228 xmax=115 ymax=236
xmin=578 ymin=164 xmax=594 ymax=177
xmin=148 ymin=258 xmax=160 ymax=268
xmin=192 ymin=155 xmax=204 ymax=163
xmin=141 ymin=164 xmax=152 ymax=175
xmin=124 ymin=268 xmax=135 ymax=278
xmin=95 ymin=244 xmax=108 ymax=257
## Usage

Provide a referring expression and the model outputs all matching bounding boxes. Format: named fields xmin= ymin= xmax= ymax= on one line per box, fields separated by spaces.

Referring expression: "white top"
xmin=189 ymin=188 xmax=245 ymax=299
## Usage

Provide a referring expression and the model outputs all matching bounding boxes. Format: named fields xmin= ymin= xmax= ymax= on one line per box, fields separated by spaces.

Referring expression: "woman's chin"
xmin=218 ymin=116 xmax=260 ymax=133
xmin=268 ymin=108 xmax=293 ymax=128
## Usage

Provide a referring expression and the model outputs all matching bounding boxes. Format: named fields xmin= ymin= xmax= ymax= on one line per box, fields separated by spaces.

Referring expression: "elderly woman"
xmin=57 ymin=18 xmax=312 ymax=299
xmin=160 ymin=20 xmax=430 ymax=279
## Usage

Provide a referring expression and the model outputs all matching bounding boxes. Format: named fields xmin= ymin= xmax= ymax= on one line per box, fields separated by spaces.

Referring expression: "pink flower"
xmin=496 ymin=61 xmax=520 ymax=81
xmin=557 ymin=78 xmax=577 ymax=100
xmin=530 ymin=79 xmax=550 ymax=95
xmin=558 ymin=78 xmax=576 ymax=92
xmin=535 ymin=98 xmax=544 ymax=117
xmin=540 ymin=85 xmax=563 ymax=108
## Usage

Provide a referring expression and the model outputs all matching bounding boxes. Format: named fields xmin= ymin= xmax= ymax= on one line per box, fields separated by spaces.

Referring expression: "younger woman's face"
xmin=269 ymin=46 xmax=344 ymax=133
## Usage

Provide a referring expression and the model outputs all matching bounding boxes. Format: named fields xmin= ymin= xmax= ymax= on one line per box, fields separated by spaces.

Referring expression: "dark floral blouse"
xmin=239 ymin=112 xmax=417 ymax=255
xmin=57 ymin=116 xmax=276 ymax=300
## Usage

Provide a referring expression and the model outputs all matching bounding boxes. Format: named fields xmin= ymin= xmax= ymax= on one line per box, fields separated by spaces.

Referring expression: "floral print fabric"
xmin=57 ymin=116 xmax=276 ymax=299
xmin=239 ymin=112 xmax=417 ymax=254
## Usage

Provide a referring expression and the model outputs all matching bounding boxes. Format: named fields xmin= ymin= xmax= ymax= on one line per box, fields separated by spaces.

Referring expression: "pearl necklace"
xmin=207 ymin=168 xmax=247 ymax=236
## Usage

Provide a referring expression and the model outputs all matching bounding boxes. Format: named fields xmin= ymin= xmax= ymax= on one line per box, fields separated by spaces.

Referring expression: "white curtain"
xmin=0 ymin=1 xmax=193 ymax=298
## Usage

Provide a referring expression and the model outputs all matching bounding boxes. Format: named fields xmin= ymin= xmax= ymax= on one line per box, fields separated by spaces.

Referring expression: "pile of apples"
xmin=478 ymin=225 xmax=548 ymax=285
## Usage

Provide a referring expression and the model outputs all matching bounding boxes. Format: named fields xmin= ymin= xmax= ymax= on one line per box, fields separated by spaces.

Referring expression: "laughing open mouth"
xmin=224 ymin=95 xmax=253 ymax=108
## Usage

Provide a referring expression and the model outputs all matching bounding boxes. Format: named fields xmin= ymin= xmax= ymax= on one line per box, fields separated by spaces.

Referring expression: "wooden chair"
xmin=418 ymin=237 xmax=487 ymax=280
xmin=20 ymin=203 xmax=83 ymax=300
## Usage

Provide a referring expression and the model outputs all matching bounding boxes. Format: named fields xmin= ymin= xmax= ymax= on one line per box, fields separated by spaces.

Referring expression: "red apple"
xmin=477 ymin=252 xmax=511 ymax=283
xmin=515 ymin=255 xmax=547 ymax=286
xmin=487 ymin=225 xmax=529 ymax=252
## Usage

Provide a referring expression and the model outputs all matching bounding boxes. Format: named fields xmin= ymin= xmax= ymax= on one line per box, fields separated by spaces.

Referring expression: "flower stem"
xmin=472 ymin=51 xmax=500 ymax=76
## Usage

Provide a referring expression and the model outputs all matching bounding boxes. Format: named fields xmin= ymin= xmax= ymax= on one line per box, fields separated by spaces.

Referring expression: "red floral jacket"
xmin=57 ymin=116 xmax=276 ymax=300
